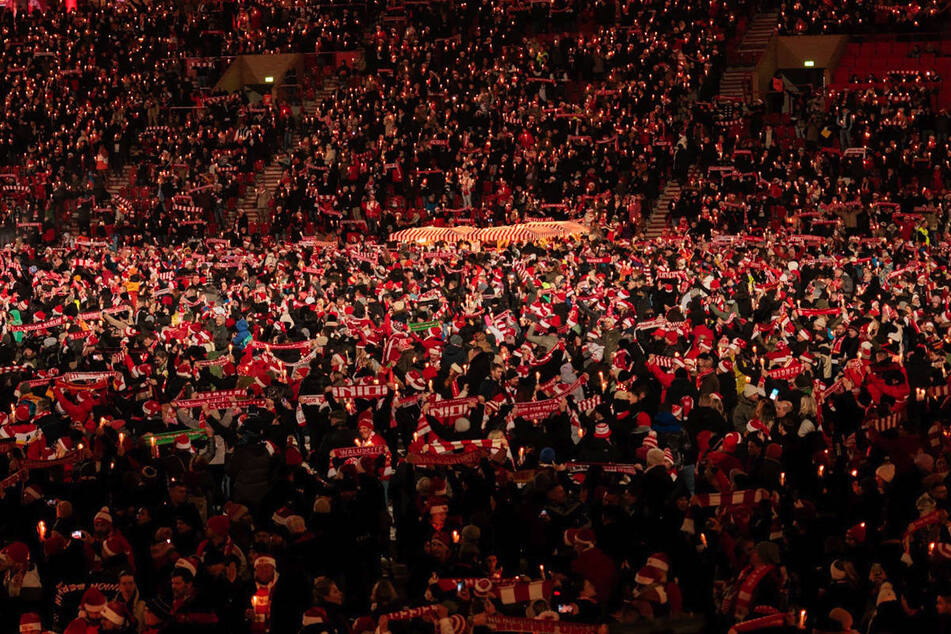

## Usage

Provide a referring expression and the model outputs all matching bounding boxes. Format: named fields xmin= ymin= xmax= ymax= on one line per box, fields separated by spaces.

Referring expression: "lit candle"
xmin=700 ymin=533 xmax=707 ymax=548
xmin=452 ymin=530 xmax=460 ymax=544
xmin=37 ymin=521 xmax=46 ymax=540
xmin=930 ymin=542 xmax=936 ymax=556
xmin=118 ymin=432 xmax=125 ymax=445
xmin=518 ymin=447 xmax=525 ymax=464
xmin=779 ymin=472 xmax=786 ymax=487
xmin=798 ymin=609 xmax=807 ymax=629
xmin=150 ymin=436 xmax=158 ymax=458
xmin=818 ymin=465 xmax=825 ymax=478
xmin=539 ymin=564 xmax=546 ymax=579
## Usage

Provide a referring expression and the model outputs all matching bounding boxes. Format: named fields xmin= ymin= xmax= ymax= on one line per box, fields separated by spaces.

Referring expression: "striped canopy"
xmin=388 ymin=221 xmax=588 ymax=244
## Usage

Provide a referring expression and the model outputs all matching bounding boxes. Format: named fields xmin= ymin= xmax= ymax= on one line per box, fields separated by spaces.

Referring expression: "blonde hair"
xmin=800 ymin=395 xmax=817 ymax=418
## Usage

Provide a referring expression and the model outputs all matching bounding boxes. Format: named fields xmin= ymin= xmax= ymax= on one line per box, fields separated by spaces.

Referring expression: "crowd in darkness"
xmin=5 ymin=2 xmax=951 ymax=634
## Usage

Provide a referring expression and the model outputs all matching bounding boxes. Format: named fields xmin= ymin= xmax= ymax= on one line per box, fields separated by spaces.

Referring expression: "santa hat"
xmin=405 ymin=370 xmax=426 ymax=391
xmin=846 ymin=522 xmax=866 ymax=543
xmin=19 ymin=613 xmax=42 ymax=633
xmin=94 ymin=507 xmax=113 ymax=525
xmin=101 ymin=602 xmax=129 ymax=626
xmin=176 ymin=362 xmax=192 ymax=377
xmin=635 ymin=565 xmax=663 ymax=586
xmin=207 ymin=515 xmax=230 ymax=536
xmin=302 ymin=607 xmax=327 ymax=626
xmin=647 ymin=553 xmax=670 ymax=574
xmin=174 ymin=434 xmax=192 ymax=452
xmin=175 ymin=556 xmax=200 ymax=577
xmin=81 ymin=587 xmax=107 ymax=613
xmin=722 ymin=432 xmax=741 ymax=453
xmin=566 ymin=527 xmax=595 ymax=548
xmin=102 ymin=536 xmax=128 ymax=559
xmin=254 ymin=555 xmax=277 ymax=569
xmin=143 ymin=400 xmax=162 ymax=417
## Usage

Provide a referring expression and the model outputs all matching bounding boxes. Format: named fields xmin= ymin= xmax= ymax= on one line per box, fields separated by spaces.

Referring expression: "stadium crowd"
xmin=4 ymin=1 xmax=951 ymax=634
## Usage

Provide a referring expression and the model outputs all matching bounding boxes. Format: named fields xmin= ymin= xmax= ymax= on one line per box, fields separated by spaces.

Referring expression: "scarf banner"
xmin=331 ymin=383 xmax=389 ymax=400
xmin=21 ymin=451 xmax=82 ymax=470
xmin=0 ymin=365 xmax=28 ymax=374
xmin=406 ymin=450 xmax=486 ymax=466
xmin=298 ymin=394 xmax=327 ymax=406
xmin=565 ymin=462 xmax=639 ymax=475
xmin=10 ymin=316 xmax=67 ymax=332
xmin=692 ymin=488 xmax=777 ymax=508
xmin=904 ymin=509 xmax=945 ymax=541
xmin=194 ymin=357 xmax=230 ymax=369
xmin=512 ymin=398 xmax=561 ymax=420
xmin=797 ymin=307 xmax=841 ymax=316
xmin=62 ymin=371 xmax=118 ymax=383
xmin=77 ymin=305 xmax=131 ymax=321
xmin=329 ymin=445 xmax=388 ymax=460
xmin=428 ymin=396 xmax=478 ymax=420
xmin=248 ymin=340 xmax=313 ymax=351
xmin=768 ymin=362 xmax=804 ymax=380
xmin=0 ymin=469 xmax=26 ymax=490
xmin=485 ymin=615 xmax=597 ymax=634
xmin=55 ymin=377 xmax=109 ymax=392
xmin=145 ymin=429 xmax=209 ymax=446
xmin=409 ymin=320 xmax=440 ymax=332
xmin=172 ymin=388 xmax=246 ymax=408
xmin=380 ymin=605 xmax=439 ymax=621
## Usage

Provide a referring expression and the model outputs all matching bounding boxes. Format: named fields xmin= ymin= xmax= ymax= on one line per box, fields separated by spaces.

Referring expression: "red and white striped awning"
xmin=388 ymin=221 xmax=589 ymax=244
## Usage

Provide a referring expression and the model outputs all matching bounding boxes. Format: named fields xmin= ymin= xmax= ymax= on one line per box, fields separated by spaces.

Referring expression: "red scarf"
xmin=728 ymin=564 xmax=775 ymax=618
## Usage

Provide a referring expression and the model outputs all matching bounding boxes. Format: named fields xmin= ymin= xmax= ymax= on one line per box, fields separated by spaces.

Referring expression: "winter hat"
xmin=635 ymin=565 xmax=663 ymax=585
xmin=876 ymin=582 xmax=897 ymax=605
xmin=143 ymin=400 xmax=162 ymax=417
xmin=722 ymin=432 xmax=741 ymax=453
xmin=875 ymin=463 xmax=896 ymax=484
xmin=81 ymin=587 xmax=107 ymax=613
xmin=594 ymin=422 xmax=611 ymax=438
xmin=174 ymin=434 xmax=192 ymax=451
xmin=175 ymin=557 xmax=199 ymax=577
xmin=917 ymin=493 xmax=937 ymax=515
xmin=846 ymin=522 xmax=866 ymax=543
xmin=642 ymin=430 xmax=658 ymax=448
xmin=647 ymin=553 xmax=670 ymax=574
xmin=830 ymin=560 xmax=847 ymax=581
xmin=94 ymin=507 xmax=113 ymax=525
xmin=539 ymin=447 xmax=556 ymax=464
xmin=19 ymin=613 xmax=42 ymax=633
xmin=565 ymin=527 xmax=596 ymax=548
xmin=207 ymin=515 xmax=230 ymax=536
xmin=101 ymin=602 xmax=129 ymax=626
xmin=302 ymin=607 xmax=327 ymax=626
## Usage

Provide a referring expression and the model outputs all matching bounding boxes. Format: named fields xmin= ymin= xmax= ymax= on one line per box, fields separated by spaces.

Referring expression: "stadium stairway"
xmin=643 ymin=166 xmax=699 ymax=239
xmin=230 ymin=76 xmax=341 ymax=230
xmin=719 ymin=11 xmax=778 ymax=100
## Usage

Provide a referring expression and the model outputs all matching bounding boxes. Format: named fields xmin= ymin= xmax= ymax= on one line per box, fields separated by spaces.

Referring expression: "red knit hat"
xmin=207 ymin=515 xmax=230 ymax=536
xmin=1 ymin=541 xmax=29 ymax=565
xmin=81 ymin=587 xmax=107 ymax=612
